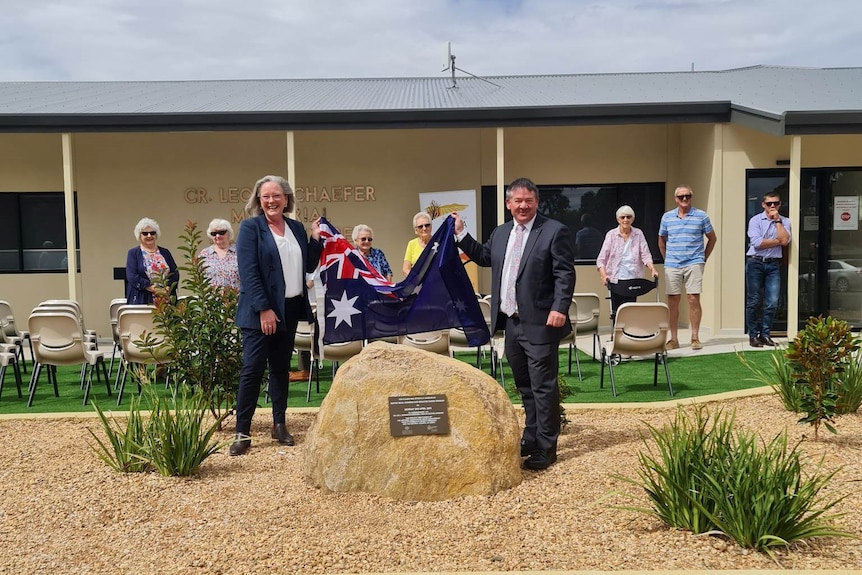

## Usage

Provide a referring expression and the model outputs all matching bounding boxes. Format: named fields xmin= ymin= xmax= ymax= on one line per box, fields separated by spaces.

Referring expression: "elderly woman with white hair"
xmin=596 ymin=205 xmax=658 ymax=314
xmin=199 ymin=218 xmax=240 ymax=290
xmin=352 ymin=223 xmax=392 ymax=282
xmin=125 ymin=217 xmax=179 ymax=305
xmin=402 ymin=211 xmax=433 ymax=277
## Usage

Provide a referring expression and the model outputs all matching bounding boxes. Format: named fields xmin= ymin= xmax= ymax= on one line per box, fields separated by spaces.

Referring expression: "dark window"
xmin=482 ymin=182 xmax=666 ymax=264
xmin=0 ymin=192 xmax=80 ymax=273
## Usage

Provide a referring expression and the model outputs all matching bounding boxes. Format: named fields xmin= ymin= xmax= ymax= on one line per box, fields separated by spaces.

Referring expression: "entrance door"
xmin=747 ymin=168 xmax=862 ymax=332
xmin=797 ymin=169 xmax=862 ymax=330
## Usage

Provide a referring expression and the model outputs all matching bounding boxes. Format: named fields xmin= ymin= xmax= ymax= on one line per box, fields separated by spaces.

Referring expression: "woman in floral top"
xmin=352 ymin=224 xmax=393 ymax=282
xmin=199 ymin=218 xmax=240 ymax=290
xmin=125 ymin=217 xmax=179 ymax=305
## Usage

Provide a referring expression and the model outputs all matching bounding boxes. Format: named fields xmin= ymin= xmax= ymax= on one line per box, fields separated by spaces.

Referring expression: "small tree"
xmin=147 ymin=221 xmax=241 ymax=429
xmin=785 ymin=316 xmax=860 ymax=439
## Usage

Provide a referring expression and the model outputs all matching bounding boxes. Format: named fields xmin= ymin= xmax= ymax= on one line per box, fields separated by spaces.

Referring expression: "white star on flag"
xmin=328 ymin=291 xmax=362 ymax=328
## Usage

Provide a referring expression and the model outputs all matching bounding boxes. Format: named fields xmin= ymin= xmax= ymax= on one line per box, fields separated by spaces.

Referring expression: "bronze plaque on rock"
xmin=388 ymin=395 xmax=450 ymax=436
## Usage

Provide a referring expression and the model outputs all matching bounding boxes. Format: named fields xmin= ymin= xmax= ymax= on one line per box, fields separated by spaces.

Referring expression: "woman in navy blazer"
xmin=230 ymin=175 xmax=322 ymax=456
xmin=125 ymin=217 xmax=179 ymax=305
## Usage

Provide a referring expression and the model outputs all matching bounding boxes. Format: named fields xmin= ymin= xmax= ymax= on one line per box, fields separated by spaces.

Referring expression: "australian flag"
xmin=318 ymin=216 xmax=490 ymax=346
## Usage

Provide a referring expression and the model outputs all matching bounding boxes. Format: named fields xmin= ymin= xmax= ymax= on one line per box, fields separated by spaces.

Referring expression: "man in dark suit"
xmin=454 ymin=177 xmax=575 ymax=470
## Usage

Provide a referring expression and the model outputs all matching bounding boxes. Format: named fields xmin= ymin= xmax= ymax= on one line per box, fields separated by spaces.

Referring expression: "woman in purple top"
xmin=596 ymin=205 xmax=658 ymax=315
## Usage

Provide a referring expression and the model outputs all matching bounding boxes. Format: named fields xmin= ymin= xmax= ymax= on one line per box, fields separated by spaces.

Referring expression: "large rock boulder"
xmin=304 ymin=341 xmax=522 ymax=501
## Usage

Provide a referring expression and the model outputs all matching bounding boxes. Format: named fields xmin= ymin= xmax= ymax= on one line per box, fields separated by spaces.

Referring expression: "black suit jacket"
xmin=459 ymin=214 xmax=575 ymax=344
xmin=235 ymin=215 xmax=322 ymax=331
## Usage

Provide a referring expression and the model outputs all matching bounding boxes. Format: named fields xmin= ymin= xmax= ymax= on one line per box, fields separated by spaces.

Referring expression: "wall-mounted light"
xmin=776 ymin=159 xmax=790 ymax=166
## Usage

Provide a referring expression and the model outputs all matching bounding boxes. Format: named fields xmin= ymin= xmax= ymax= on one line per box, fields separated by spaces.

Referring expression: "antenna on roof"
xmin=441 ymin=42 xmax=500 ymax=89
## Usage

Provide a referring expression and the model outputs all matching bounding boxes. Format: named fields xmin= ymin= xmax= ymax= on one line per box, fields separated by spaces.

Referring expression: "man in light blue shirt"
xmin=745 ymin=192 xmax=791 ymax=347
xmin=658 ymin=185 xmax=718 ymax=350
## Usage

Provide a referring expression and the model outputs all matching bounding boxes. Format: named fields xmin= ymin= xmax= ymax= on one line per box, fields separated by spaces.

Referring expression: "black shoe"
xmin=229 ymin=434 xmax=251 ymax=456
xmin=520 ymin=440 xmax=537 ymax=457
xmin=749 ymin=337 xmax=763 ymax=348
xmin=758 ymin=335 xmax=776 ymax=346
xmin=524 ymin=449 xmax=557 ymax=470
xmin=271 ymin=423 xmax=295 ymax=446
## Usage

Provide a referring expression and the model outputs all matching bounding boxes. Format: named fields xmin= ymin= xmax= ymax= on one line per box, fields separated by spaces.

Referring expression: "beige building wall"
xmin=502 ymin=124 xmax=672 ymax=323
xmin=4 ymin=125 xmax=861 ymax=340
xmin=0 ymin=134 xmax=75 ymax=328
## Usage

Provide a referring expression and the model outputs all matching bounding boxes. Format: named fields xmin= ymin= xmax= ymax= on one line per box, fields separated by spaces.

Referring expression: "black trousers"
xmin=504 ymin=316 xmax=560 ymax=453
xmin=234 ymin=296 xmax=305 ymax=434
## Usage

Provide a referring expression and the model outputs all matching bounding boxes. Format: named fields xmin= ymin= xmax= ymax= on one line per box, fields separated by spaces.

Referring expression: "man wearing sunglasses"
xmin=658 ymin=185 xmax=718 ymax=350
xmin=745 ymin=192 xmax=791 ymax=347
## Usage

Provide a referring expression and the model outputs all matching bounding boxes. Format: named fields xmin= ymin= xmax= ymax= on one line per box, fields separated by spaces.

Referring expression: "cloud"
xmin=0 ymin=0 xmax=859 ymax=81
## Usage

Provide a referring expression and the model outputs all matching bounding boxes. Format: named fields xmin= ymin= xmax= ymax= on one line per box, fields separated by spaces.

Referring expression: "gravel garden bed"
xmin=1 ymin=393 xmax=860 ymax=573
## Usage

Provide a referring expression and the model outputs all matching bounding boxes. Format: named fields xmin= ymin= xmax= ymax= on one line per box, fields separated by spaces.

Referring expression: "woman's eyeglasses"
xmin=618 ymin=215 xmax=633 ymax=220
xmin=416 ymin=223 xmax=431 ymax=230
xmin=764 ymin=201 xmax=781 ymax=207
xmin=357 ymin=237 xmax=373 ymax=242
xmin=141 ymin=231 xmax=157 ymax=237
xmin=210 ymin=230 xmax=228 ymax=236
xmin=675 ymin=194 xmax=693 ymax=200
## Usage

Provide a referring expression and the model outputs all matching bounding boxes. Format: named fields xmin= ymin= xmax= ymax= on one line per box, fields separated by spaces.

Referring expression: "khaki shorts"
xmin=665 ymin=264 xmax=704 ymax=295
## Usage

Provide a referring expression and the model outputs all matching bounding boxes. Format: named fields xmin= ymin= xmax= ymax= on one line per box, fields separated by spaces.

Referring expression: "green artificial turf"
xmin=0 ymin=347 xmax=779 ymax=415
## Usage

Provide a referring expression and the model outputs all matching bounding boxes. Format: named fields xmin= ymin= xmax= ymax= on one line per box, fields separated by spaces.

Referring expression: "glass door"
xmin=824 ymin=171 xmax=862 ymax=329
xmin=797 ymin=169 xmax=862 ymax=331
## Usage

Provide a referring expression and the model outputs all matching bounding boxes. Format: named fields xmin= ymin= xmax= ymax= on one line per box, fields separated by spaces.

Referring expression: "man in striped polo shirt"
xmin=658 ymin=185 xmax=718 ymax=350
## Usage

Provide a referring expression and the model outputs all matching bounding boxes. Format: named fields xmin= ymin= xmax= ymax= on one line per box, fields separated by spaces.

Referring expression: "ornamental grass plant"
xmin=88 ymin=393 xmax=149 ymax=473
xmin=88 ymin=383 xmax=227 ymax=477
xmin=143 ymin=385 xmax=227 ymax=477
xmin=614 ymin=405 xmax=852 ymax=560
xmin=738 ymin=346 xmax=801 ymax=412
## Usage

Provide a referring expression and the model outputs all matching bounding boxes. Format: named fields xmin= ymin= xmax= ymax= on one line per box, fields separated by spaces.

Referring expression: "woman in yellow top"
xmin=402 ymin=211 xmax=433 ymax=276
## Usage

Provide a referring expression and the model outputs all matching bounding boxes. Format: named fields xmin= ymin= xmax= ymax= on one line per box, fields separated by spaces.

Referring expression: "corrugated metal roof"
xmin=1 ymin=65 xmax=860 ymax=134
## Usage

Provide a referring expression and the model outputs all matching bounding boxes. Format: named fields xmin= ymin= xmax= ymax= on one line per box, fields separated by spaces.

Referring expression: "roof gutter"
xmin=0 ymin=102 xmax=732 ymax=133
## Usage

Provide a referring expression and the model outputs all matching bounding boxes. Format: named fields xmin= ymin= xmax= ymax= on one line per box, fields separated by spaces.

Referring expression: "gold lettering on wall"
xmin=186 ymin=184 xmax=376 ymax=225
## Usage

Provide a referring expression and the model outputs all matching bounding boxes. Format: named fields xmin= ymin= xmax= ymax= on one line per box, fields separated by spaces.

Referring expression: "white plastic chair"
xmin=27 ymin=309 xmax=110 ymax=406
xmin=599 ymin=302 xmax=673 ymax=397
xmin=558 ymin=299 xmax=583 ymax=380
xmin=0 ymin=300 xmax=33 ymax=370
xmin=397 ymin=331 xmax=450 ymax=356
xmin=572 ymin=293 xmax=601 ymax=360
xmin=116 ymin=305 xmax=171 ymax=405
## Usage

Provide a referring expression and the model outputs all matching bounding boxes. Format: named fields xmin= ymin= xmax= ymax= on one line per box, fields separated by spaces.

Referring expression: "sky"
xmin=1 ymin=0 xmax=860 ymax=82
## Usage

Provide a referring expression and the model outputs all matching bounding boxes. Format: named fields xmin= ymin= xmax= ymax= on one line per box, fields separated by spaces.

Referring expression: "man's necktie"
xmin=502 ymin=224 xmax=525 ymax=316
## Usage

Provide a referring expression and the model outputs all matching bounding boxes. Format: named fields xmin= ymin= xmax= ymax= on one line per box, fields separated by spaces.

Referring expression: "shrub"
xmin=146 ymin=221 xmax=241 ymax=429
xmin=786 ymin=316 xmax=860 ymax=439
xmin=614 ymin=406 xmax=851 ymax=558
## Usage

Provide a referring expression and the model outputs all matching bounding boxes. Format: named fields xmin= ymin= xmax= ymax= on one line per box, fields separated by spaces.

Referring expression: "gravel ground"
xmin=1 ymin=394 xmax=861 ymax=574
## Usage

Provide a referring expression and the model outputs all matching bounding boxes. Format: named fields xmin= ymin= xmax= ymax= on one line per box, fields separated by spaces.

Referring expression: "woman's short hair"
xmin=207 ymin=218 xmax=234 ymax=241
xmin=244 ymin=175 xmax=295 ymax=217
xmin=616 ymin=205 xmax=635 ymax=220
xmin=413 ymin=211 xmax=431 ymax=228
xmin=133 ymin=217 xmax=160 ymax=240
xmin=352 ymin=224 xmax=373 ymax=242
